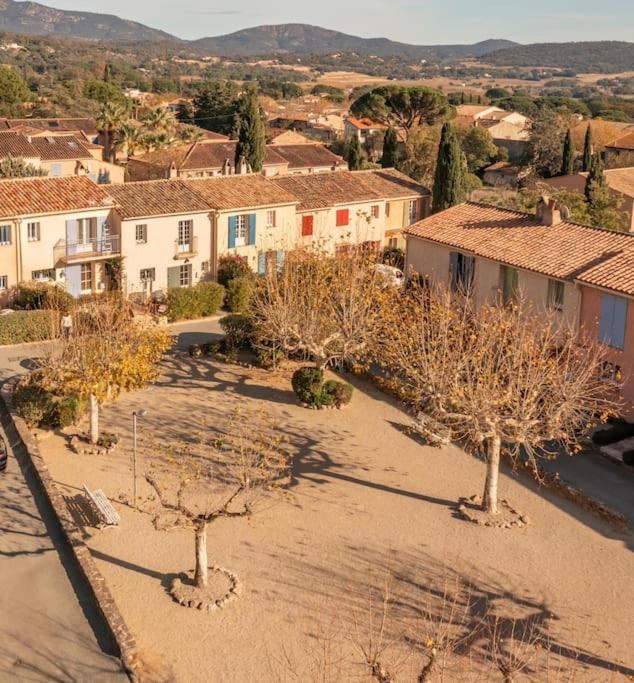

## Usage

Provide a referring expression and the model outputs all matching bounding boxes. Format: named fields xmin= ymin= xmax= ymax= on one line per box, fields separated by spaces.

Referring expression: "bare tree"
xmin=145 ymin=407 xmax=290 ymax=590
xmin=375 ymin=284 xmax=616 ymax=515
xmin=252 ymin=248 xmax=392 ymax=371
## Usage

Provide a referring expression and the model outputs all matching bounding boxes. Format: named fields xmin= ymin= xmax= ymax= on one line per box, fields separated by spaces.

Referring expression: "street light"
xmin=132 ymin=409 xmax=148 ymax=509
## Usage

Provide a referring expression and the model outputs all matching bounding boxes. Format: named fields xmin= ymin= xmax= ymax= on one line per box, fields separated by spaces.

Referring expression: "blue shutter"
xmin=65 ymin=219 xmax=78 ymax=256
xmin=276 ymin=250 xmax=285 ymax=270
xmin=228 ymin=216 xmax=237 ymax=249
xmin=612 ymin=297 xmax=628 ymax=349
xmin=257 ymin=252 xmax=266 ymax=275
xmin=599 ymin=295 xmax=615 ymax=346
xmin=65 ymin=264 xmax=82 ymax=297
xmin=248 ymin=214 xmax=256 ymax=246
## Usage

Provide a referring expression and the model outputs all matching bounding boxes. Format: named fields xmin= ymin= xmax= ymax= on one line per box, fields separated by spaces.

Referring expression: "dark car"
xmin=0 ymin=435 xmax=7 ymax=472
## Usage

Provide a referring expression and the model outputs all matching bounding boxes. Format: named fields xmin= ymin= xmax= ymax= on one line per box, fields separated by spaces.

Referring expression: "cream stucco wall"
xmin=116 ymin=211 xmax=213 ymax=295
xmin=40 ymin=158 xmax=125 ymax=184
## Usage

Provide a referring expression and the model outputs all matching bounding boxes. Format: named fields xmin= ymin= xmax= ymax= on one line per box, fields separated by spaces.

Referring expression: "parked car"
xmin=0 ymin=435 xmax=7 ymax=472
xmin=374 ymin=263 xmax=404 ymax=287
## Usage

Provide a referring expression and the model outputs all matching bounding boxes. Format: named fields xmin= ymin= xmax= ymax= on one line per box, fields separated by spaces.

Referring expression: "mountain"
xmin=482 ymin=41 xmax=634 ymax=73
xmin=0 ymin=0 xmax=175 ymax=42
xmin=190 ymin=24 xmax=518 ymax=59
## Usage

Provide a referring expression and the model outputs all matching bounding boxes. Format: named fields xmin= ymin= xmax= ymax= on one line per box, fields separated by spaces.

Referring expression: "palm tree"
xmin=96 ymin=101 xmax=128 ymax=162
xmin=116 ymin=121 xmax=143 ymax=157
xmin=141 ymin=106 xmax=176 ymax=135
xmin=177 ymin=125 xmax=205 ymax=144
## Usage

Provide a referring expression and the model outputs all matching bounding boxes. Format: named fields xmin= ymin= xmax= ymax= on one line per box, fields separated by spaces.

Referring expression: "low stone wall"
xmin=0 ymin=380 xmax=142 ymax=682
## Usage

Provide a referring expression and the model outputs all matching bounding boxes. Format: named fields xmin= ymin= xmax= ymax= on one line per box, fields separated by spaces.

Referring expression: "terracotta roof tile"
xmin=404 ymin=201 xmax=634 ymax=296
xmin=0 ymin=176 xmax=113 ymax=217
xmin=346 ymin=117 xmax=387 ymax=130
xmin=606 ymin=131 xmax=634 ymax=151
xmin=30 ymin=135 xmax=92 ymax=161
xmin=0 ymin=118 xmax=98 ymax=135
xmin=108 ymin=180 xmax=210 ymax=219
xmin=271 ymin=144 xmax=345 ymax=169
xmin=0 ymin=131 xmax=38 ymax=158
xmin=184 ymin=175 xmax=297 ymax=211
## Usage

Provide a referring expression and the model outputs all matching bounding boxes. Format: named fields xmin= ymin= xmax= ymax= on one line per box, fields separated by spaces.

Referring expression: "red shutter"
xmin=301 ymin=214 xmax=314 ymax=236
xmin=336 ymin=209 xmax=349 ymax=227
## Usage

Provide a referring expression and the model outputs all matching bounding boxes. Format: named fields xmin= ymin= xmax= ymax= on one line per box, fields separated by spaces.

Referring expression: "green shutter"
xmin=228 ymin=216 xmax=237 ymax=249
xmin=248 ymin=214 xmax=256 ymax=245
xmin=167 ymin=266 xmax=180 ymax=289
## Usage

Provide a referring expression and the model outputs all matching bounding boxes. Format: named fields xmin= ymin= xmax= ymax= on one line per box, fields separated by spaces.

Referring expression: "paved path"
xmin=0 ymin=317 xmax=224 ymax=681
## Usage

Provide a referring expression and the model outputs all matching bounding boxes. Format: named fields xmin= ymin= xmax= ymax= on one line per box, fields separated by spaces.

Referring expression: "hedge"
xmin=167 ymin=282 xmax=225 ymax=322
xmin=0 ymin=310 xmax=56 ymax=345
xmin=291 ymin=367 xmax=354 ymax=408
xmin=217 ymin=254 xmax=251 ymax=288
xmin=220 ymin=314 xmax=255 ymax=351
xmin=226 ymin=276 xmax=255 ymax=313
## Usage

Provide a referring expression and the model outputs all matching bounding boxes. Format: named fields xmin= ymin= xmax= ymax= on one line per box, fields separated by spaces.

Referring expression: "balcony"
xmin=54 ymin=235 xmax=120 ymax=265
xmin=173 ymin=236 xmax=198 ymax=259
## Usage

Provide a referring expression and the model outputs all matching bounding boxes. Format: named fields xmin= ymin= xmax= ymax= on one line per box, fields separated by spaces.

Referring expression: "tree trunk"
xmin=482 ymin=434 xmax=501 ymax=514
xmin=89 ymin=394 xmax=99 ymax=445
xmin=194 ymin=521 xmax=208 ymax=589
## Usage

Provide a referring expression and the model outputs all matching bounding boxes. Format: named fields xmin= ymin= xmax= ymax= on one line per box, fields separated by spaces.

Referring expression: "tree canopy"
xmin=432 ymin=123 xmax=466 ymax=212
xmin=0 ymin=66 xmax=32 ymax=116
xmin=234 ymin=90 xmax=266 ymax=173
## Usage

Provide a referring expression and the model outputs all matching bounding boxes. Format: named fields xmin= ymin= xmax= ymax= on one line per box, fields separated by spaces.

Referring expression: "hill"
xmin=190 ymin=24 xmax=518 ymax=59
xmin=482 ymin=41 xmax=634 ymax=73
xmin=0 ymin=0 xmax=175 ymax=42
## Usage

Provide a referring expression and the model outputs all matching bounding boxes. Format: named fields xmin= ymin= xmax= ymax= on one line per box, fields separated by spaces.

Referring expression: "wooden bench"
xmin=83 ymin=485 xmax=120 ymax=527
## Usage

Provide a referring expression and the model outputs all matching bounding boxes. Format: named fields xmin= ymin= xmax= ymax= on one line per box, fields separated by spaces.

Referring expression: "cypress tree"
xmin=432 ymin=122 xmax=466 ymax=213
xmin=582 ymin=124 xmax=593 ymax=172
xmin=561 ymin=128 xmax=575 ymax=176
xmin=234 ymin=90 xmax=266 ymax=173
xmin=460 ymin=91 xmax=466 ymax=104
xmin=585 ymin=154 xmax=606 ymax=205
xmin=347 ymin=134 xmax=364 ymax=171
xmin=381 ymin=127 xmax=398 ymax=168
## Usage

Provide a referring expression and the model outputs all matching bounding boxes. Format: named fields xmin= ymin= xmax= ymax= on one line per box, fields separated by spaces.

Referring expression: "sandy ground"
xmin=39 ymin=351 xmax=634 ymax=682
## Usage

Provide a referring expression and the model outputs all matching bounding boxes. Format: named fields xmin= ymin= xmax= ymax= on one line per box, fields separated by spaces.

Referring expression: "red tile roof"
xmin=185 ymin=175 xmax=298 ymax=211
xmin=0 ymin=117 xmax=98 ymax=136
xmin=270 ymin=144 xmax=345 ymax=170
xmin=606 ymin=131 xmax=634 ymax=151
xmin=346 ymin=117 xmax=387 ymax=131
xmin=0 ymin=176 xmax=113 ymax=217
xmin=107 ymin=180 xmax=210 ymax=219
xmin=0 ymin=131 xmax=38 ymax=158
xmin=30 ymin=135 xmax=92 ymax=161
xmin=404 ymin=201 xmax=634 ymax=297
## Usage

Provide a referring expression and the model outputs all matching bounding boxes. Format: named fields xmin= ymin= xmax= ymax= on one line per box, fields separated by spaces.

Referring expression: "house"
xmin=483 ymin=161 xmax=530 ymax=188
xmin=604 ymin=131 xmax=634 ymax=169
xmin=127 ymin=140 xmax=346 ymax=181
xmin=455 ymin=105 xmax=530 ymax=162
xmin=268 ymin=129 xmax=313 ymax=145
xmin=0 ymin=118 xmax=100 ymax=144
xmin=0 ymin=131 xmax=124 ymax=183
xmin=0 ymin=176 xmax=115 ymax=304
xmin=270 ymin=169 xmax=430 ymax=252
xmin=344 ymin=117 xmax=388 ymax=145
xmin=404 ymin=198 xmax=634 ymax=417
xmin=542 ymin=167 xmax=634 ymax=231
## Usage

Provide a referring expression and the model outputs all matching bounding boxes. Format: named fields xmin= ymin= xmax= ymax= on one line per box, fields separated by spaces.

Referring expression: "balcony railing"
xmin=173 ymin=236 xmax=198 ymax=259
xmin=54 ymin=235 xmax=120 ymax=264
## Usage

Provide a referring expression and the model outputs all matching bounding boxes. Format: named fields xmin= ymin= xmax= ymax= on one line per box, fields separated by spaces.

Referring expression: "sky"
xmin=41 ymin=0 xmax=634 ymax=44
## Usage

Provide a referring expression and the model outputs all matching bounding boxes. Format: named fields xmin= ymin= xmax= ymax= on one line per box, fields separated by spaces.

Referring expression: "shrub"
xmin=217 ymin=254 xmax=251 ymax=287
xmin=12 ymin=282 xmax=73 ymax=312
xmin=323 ymin=379 xmax=354 ymax=407
xmin=220 ymin=314 xmax=255 ymax=351
xmin=256 ymin=347 xmax=286 ymax=369
xmin=591 ymin=422 xmax=634 ymax=445
xmin=292 ymin=367 xmax=324 ymax=406
xmin=623 ymin=450 xmax=634 ymax=466
xmin=196 ymin=282 xmax=225 ymax=317
xmin=13 ymin=382 xmax=53 ymax=426
xmin=189 ymin=344 xmax=202 ymax=358
xmin=0 ymin=310 xmax=56 ymax=345
xmin=226 ymin=276 xmax=255 ymax=313
xmin=97 ymin=432 xmax=119 ymax=449
xmin=49 ymin=396 xmax=87 ymax=429
xmin=201 ymin=340 xmax=222 ymax=355
xmin=167 ymin=283 xmax=225 ymax=321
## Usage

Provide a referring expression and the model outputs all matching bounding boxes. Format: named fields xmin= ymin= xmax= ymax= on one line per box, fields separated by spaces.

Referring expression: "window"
xmin=235 ymin=215 xmax=247 ymax=247
xmin=547 ymin=279 xmax=565 ymax=312
xmin=178 ymin=220 xmax=192 ymax=249
xmin=0 ymin=275 xmax=7 ymax=290
xmin=266 ymin=210 xmax=276 ymax=228
xmin=80 ymin=264 xmax=92 ymax=292
xmin=32 ymin=269 xmax=54 ymax=282
xmin=27 ymin=222 xmax=40 ymax=242
xmin=77 ymin=217 xmax=97 ymax=244
xmin=388 ymin=237 xmax=398 ymax=249
xmin=140 ymin=268 xmax=155 ymax=282
xmin=135 ymin=224 xmax=148 ymax=244
xmin=201 ymin=261 xmax=210 ymax=273
xmin=599 ymin=293 xmax=628 ymax=350
xmin=450 ymin=252 xmax=475 ymax=293
xmin=301 ymin=214 xmax=314 ymax=237
xmin=499 ymin=265 xmax=518 ymax=305
xmin=408 ymin=200 xmax=418 ymax=224
xmin=385 ymin=203 xmax=391 ymax=218
xmin=0 ymin=225 xmax=11 ymax=245
xmin=50 ymin=163 xmax=62 ymax=176
xmin=371 ymin=205 xmax=380 ymax=219
xmin=179 ymin=264 xmax=192 ymax=287
xmin=336 ymin=209 xmax=349 ymax=227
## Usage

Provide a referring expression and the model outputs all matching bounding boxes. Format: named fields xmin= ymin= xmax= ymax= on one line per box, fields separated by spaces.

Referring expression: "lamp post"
xmin=132 ymin=409 xmax=147 ymax=509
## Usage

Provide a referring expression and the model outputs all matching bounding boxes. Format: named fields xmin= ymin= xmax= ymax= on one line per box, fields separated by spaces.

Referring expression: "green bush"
xmin=217 ymin=255 xmax=251 ymax=288
xmin=167 ymin=283 xmax=225 ymax=322
xmin=12 ymin=282 xmax=73 ymax=312
xmin=292 ymin=367 xmax=324 ymax=406
xmin=49 ymin=396 xmax=87 ymax=429
xmin=256 ymin=347 xmax=286 ymax=369
xmin=226 ymin=276 xmax=255 ymax=313
xmin=0 ymin=310 xmax=55 ymax=345
xmin=97 ymin=432 xmax=119 ymax=449
xmin=201 ymin=340 xmax=222 ymax=355
xmin=592 ymin=422 xmax=634 ymax=445
xmin=220 ymin=314 xmax=255 ymax=351
xmin=323 ymin=379 xmax=354 ymax=407
xmin=13 ymin=382 xmax=53 ymax=426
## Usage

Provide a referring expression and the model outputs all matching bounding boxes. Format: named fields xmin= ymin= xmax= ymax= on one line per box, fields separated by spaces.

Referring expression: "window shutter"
xmin=612 ymin=296 xmax=628 ymax=349
xmin=228 ymin=216 xmax=237 ymax=249
xmin=65 ymin=219 xmax=78 ymax=256
xmin=65 ymin=264 xmax=82 ymax=297
xmin=599 ymin=294 xmax=616 ymax=346
xmin=248 ymin=214 xmax=256 ymax=245
xmin=302 ymin=215 xmax=313 ymax=236
xmin=167 ymin=266 xmax=180 ymax=289
xmin=276 ymin=250 xmax=285 ymax=270
xmin=257 ymin=252 xmax=266 ymax=275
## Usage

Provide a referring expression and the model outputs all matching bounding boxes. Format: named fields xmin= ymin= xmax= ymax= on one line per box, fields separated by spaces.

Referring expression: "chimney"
xmin=222 ymin=158 xmax=232 ymax=176
xmin=535 ymin=195 xmax=564 ymax=226
xmin=168 ymin=161 xmax=178 ymax=179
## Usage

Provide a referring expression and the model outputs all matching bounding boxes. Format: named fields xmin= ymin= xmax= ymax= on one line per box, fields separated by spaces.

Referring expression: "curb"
xmin=0 ymin=379 xmax=142 ymax=682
